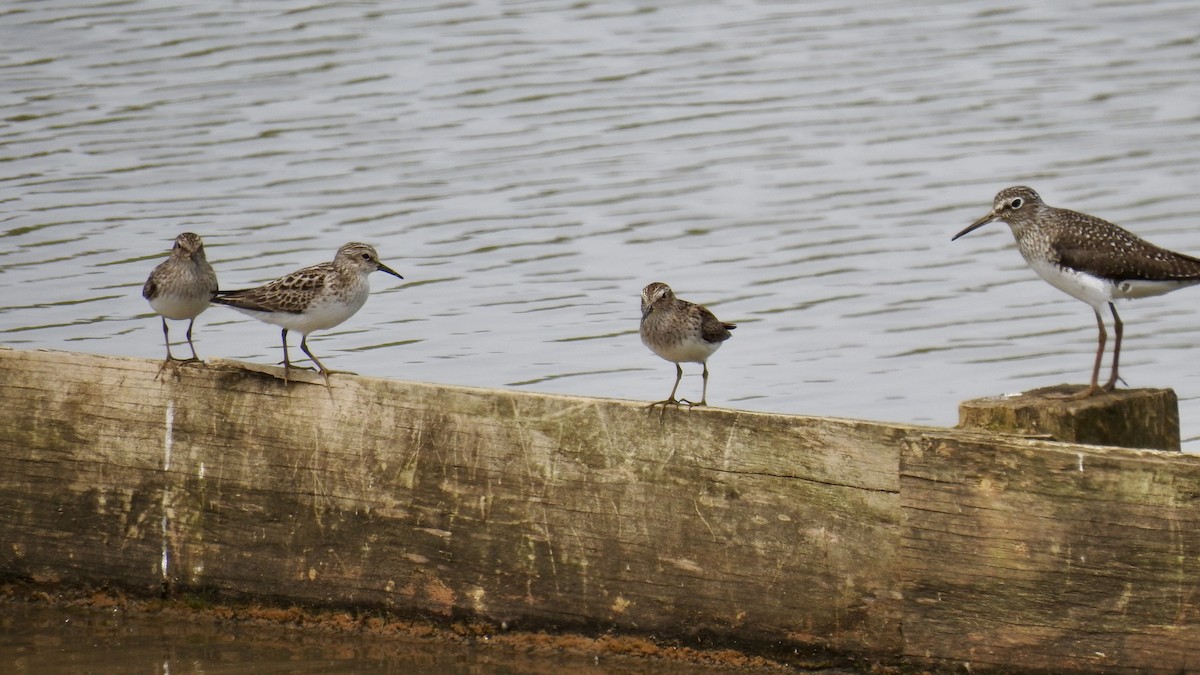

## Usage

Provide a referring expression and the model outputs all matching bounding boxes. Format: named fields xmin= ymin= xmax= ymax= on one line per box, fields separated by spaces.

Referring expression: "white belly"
xmin=1027 ymin=257 xmax=1114 ymax=310
xmin=1111 ymin=278 xmax=1200 ymax=299
xmin=643 ymin=334 xmax=723 ymax=364
xmin=1027 ymin=257 xmax=1200 ymax=307
xmin=230 ymin=294 xmax=367 ymax=334
xmin=149 ymin=292 xmax=211 ymax=321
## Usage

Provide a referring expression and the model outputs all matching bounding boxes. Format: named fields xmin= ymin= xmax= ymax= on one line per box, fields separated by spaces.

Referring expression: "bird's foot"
xmin=154 ymin=357 xmax=196 ymax=381
xmin=645 ymin=398 xmax=682 ymax=410
xmin=645 ymin=398 xmax=683 ymax=420
xmin=679 ymin=398 xmax=708 ymax=407
xmin=154 ymin=360 xmax=173 ymax=381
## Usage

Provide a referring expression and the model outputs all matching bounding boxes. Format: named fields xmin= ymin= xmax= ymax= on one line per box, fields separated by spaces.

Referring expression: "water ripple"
xmin=4 ymin=0 xmax=1200 ymax=447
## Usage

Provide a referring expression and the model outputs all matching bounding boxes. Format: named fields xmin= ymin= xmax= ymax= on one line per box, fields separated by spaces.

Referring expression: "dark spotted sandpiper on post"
xmin=953 ymin=186 xmax=1200 ymax=399
xmin=211 ymin=242 xmax=403 ymax=385
xmin=143 ymin=232 xmax=219 ymax=364
xmin=639 ymin=281 xmax=736 ymax=407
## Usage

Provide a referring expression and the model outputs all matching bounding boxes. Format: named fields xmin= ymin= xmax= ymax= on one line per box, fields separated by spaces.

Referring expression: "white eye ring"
xmin=1009 ymin=197 xmax=1024 ymax=209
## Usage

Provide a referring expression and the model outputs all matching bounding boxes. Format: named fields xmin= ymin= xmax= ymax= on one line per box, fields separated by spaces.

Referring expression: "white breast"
xmin=643 ymin=333 xmax=723 ymax=364
xmin=230 ymin=293 xmax=368 ymax=334
xmin=149 ymin=292 xmax=211 ymax=321
xmin=1026 ymin=257 xmax=1114 ymax=310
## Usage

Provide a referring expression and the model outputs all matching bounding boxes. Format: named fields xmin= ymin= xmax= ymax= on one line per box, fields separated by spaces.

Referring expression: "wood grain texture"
xmin=901 ymin=432 xmax=1200 ymax=673
xmin=958 ymin=385 xmax=1180 ymax=451
xmin=0 ymin=348 xmax=901 ymax=658
xmin=4 ymin=347 xmax=1200 ymax=671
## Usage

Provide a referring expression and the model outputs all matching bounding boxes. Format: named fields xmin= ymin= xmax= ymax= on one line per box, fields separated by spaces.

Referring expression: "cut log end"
xmin=957 ymin=385 xmax=1180 ymax=451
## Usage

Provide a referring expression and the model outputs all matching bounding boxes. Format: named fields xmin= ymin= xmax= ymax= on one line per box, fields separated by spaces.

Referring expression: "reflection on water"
xmin=4 ymin=3 xmax=1200 ymax=437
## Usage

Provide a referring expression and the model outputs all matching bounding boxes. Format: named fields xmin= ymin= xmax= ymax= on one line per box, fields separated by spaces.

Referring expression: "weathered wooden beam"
xmin=2 ymin=347 xmax=1199 ymax=672
xmin=0 ymin=348 xmax=902 ymax=661
xmin=900 ymin=431 xmax=1200 ymax=673
xmin=957 ymin=386 xmax=1180 ymax=451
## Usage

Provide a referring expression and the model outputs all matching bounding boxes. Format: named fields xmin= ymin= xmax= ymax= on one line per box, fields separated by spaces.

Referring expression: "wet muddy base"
xmin=0 ymin=583 xmax=893 ymax=674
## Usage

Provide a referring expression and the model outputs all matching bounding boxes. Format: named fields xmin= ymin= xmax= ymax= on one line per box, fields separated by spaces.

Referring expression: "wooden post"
xmin=957 ymin=386 xmax=1180 ymax=451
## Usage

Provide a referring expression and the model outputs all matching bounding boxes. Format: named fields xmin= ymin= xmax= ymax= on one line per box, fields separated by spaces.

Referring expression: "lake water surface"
xmin=6 ymin=0 xmax=1200 ymax=443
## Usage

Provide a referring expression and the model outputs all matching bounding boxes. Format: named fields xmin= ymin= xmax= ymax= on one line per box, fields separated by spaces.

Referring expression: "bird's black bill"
xmin=952 ymin=213 xmax=996 ymax=241
xmin=378 ymin=263 xmax=404 ymax=280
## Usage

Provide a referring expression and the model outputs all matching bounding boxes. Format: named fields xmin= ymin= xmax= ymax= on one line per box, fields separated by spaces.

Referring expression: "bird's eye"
xmin=1009 ymin=197 xmax=1024 ymax=209
xmin=361 ymin=253 xmax=371 ymax=261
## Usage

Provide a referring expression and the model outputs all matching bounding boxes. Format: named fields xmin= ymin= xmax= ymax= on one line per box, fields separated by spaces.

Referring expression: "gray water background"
xmin=5 ymin=0 xmax=1200 ymax=443
xmin=2 ymin=0 xmax=1200 ymax=669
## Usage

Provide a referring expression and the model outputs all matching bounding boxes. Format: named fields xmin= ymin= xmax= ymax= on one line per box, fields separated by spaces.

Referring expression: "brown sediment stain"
xmin=0 ymin=583 xmax=807 ymax=672
xmin=423 ymin=576 xmax=455 ymax=615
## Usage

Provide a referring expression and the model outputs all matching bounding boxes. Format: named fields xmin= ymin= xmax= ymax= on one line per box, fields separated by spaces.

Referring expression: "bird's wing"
xmin=1052 ymin=227 xmax=1200 ymax=282
xmin=699 ymin=310 xmax=735 ymax=343
xmin=212 ymin=263 xmax=332 ymax=313
xmin=141 ymin=275 xmax=157 ymax=301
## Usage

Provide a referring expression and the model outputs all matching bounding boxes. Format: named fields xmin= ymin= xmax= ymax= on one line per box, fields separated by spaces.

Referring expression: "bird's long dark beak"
xmin=378 ymin=262 xmax=404 ymax=280
xmin=952 ymin=211 xmax=997 ymax=241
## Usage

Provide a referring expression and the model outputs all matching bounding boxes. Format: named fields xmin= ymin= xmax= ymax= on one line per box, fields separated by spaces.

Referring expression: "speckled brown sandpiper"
xmin=639 ymin=281 xmax=736 ymax=407
xmin=142 ymin=232 xmax=219 ymax=363
xmin=954 ymin=186 xmax=1200 ymax=399
xmin=211 ymin=242 xmax=403 ymax=385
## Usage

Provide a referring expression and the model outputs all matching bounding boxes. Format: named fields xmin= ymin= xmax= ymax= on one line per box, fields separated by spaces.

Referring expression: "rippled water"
xmin=5 ymin=0 xmax=1200 ymax=448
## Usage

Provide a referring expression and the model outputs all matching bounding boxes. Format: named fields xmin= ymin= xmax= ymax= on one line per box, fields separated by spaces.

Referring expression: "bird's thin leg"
xmin=281 ymin=328 xmax=291 ymax=385
xmin=160 ymin=317 xmax=177 ymax=362
xmin=682 ymin=362 xmax=710 ymax=407
xmin=153 ymin=318 xmax=177 ymax=380
xmin=300 ymin=334 xmax=332 ymax=388
xmin=1061 ymin=309 xmax=1106 ymax=399
xmin=182 ymin=318 xmax=200 ymax=362
xmin=275 ymin=328 xmax=315 ymax=377
xmin=1103 ymin=302 xmax=1123 ymax=392
xmin=646 ymin=363 xmax=684 ymax=410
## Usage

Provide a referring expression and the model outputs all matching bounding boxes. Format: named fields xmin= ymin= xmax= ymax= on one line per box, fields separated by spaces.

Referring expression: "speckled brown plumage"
xmin=639 ymin=281 xmax=736 ymax=407
xmin=213 ymin=259 xmax=344 ymax=315
xmin=212 ymin=242 xmax=403 ymax=384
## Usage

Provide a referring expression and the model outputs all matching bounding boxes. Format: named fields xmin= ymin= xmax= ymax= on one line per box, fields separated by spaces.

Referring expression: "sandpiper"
xmin=640 ymin=281 xmax=736 ymax=407
xmin=954 ymin=186 xmax=1200 ymax=398
xmin=211 ymin=242 xmax=403 ymax=385
xmin=142 ymin=232 xmax=219 ymax=363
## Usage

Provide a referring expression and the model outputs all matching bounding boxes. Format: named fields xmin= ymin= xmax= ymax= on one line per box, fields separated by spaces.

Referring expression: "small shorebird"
xmin=954 ymin=186 xmax=1200 ymax=398
xmin=639 ymin=281 xmax=736 ymax=407
xmin=142 ymin=232 xmax=219 ymax=363
xmin=211 ymin=242 xmax=403 ymax=385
